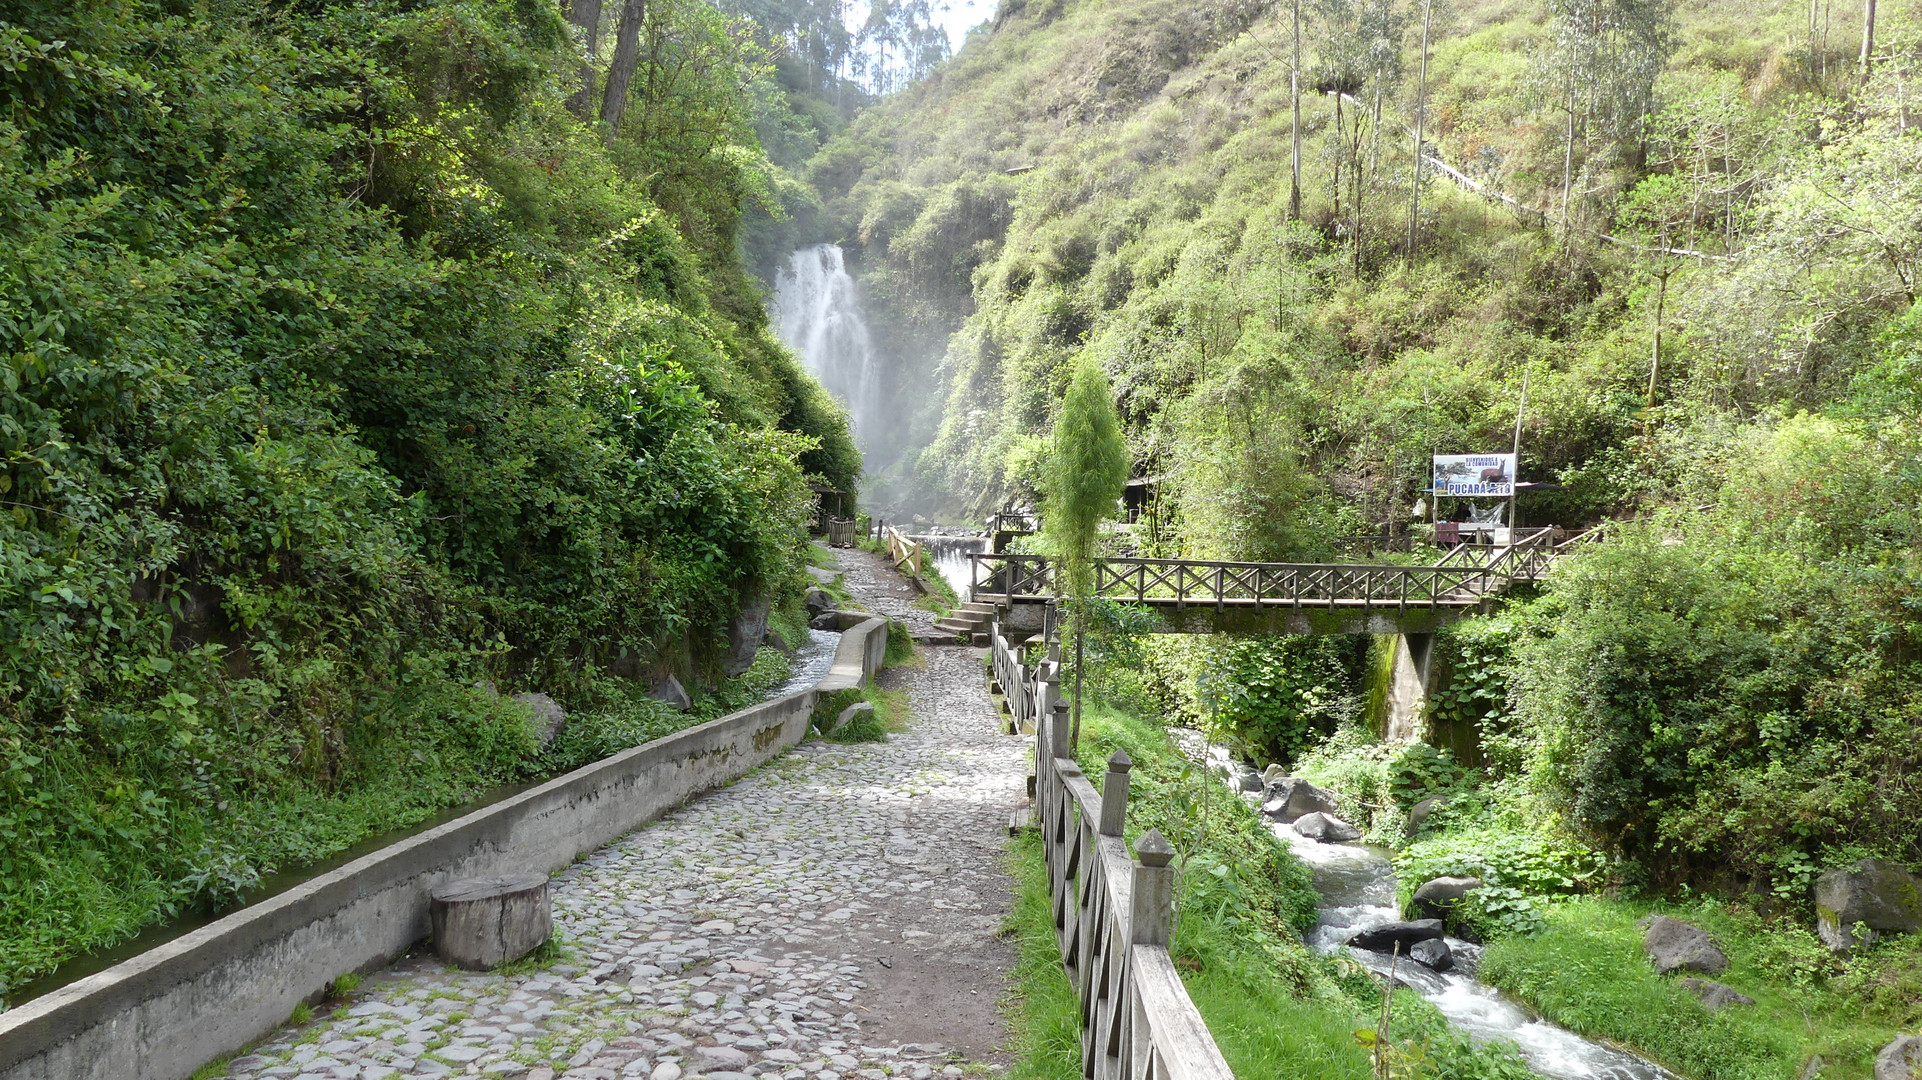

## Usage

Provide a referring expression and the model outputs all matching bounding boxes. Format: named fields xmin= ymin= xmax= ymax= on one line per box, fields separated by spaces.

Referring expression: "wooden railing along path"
xmin=999 ymin=623 xmax=1235 ymax=1080
xmin=885 ymin=524 xmax=925 ymax=577
xmin=970 ymin=527 xmax=1565 ymax=612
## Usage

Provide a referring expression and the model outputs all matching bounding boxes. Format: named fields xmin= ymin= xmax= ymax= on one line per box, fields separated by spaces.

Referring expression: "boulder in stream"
xmin=804 ymin=587 xmax=835 ymax=616
xmin=1679 ymin=978 xmax=1754 ymax=1011
xmin=1409 ymin=876 xmax=1483 ymax=921
xmin=1815 ymin=859 xmax=1922 ymax=953
xmin=1235 ymin=769 xmax=1264 ymax=793
xmin=1261 ymin=777 xmax=1340 ymax=823
xmin=1409 ymin=937 xmax=1454 ymax=972
xmin=1404 ymin=796 xmax=1449 ymax=838
xmin=809 ymin=610 xmax=841 ymax=631
xmin=1348 ymin=919 xmax=1444 ymax=953
xmin=1876 ymin=1035 xmax=1922 ymax=1080
xmin=1292 ymin=811 xmax=1362 ymax=843
xmin=1642 ymin=915 xmax=1729 ymax=975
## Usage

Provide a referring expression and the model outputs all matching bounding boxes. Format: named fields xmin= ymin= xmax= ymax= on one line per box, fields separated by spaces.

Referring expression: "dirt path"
xmin=209 ymin=553 xmax=1020 ymax=1080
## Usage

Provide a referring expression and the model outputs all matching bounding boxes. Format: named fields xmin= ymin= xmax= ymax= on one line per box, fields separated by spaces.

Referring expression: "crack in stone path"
xmin=209 ymin=552 xmax=1022 ymax=1080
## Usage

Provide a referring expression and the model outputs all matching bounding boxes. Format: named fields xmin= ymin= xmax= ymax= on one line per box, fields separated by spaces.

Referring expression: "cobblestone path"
xmin=210 ymin=553 xmax=1021 ymax=1080
xmin=829 ymin=548 xmax=939 ymax=636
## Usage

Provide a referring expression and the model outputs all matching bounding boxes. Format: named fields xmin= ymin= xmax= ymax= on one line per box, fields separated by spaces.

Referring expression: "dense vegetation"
xmin=804 ymin=0 xmax=1922 ymax=893
xmin=0 ymin=0 xmax=857 ymax=1002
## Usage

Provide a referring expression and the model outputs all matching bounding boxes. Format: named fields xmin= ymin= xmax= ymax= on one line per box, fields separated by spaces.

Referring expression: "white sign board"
xmin=1432 ymin=453 xmax=1516 ymax=498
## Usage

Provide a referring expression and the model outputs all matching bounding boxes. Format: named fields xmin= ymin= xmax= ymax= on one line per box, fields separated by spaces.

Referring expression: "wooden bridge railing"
xmin=971 ymin=527 xmax=1568 ymax=609
xmin=1001 ymin=620 xmax=1236 ymax=1080
xmin=885 ymin=524 xmax=925 ymax=577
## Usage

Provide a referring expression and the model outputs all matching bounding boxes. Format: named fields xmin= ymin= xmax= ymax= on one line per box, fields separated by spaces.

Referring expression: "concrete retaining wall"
xmin=0 ymin=618 xmax=894 ymax=1080
xmin=816 ymin=614 xmax=889 ymax=694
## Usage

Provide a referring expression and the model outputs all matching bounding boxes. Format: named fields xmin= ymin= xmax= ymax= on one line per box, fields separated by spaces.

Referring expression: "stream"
xmin=906 ymin=532 xmax=989 ymax=599
xmin=1186 ymin=737 xmax=1668 ymax=1080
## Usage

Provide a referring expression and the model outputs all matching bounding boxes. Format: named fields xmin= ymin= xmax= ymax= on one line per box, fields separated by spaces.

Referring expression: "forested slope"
xmin=0 ymin=0 xmax=855 ymax=1001
xmin=806 ymin=0 xmax=1922 ymax=894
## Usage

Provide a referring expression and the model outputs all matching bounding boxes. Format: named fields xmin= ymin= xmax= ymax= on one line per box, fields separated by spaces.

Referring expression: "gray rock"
xmin=1642 ymin=915 xmax=1729 ymax=976
xmin=1404 ymin=796 xmax=1449 ymax=837
xmin=764 ymin=629 xmax=792 ymax=655
xmin=831 ymin=701 xmax=874 ymax=733
xmin=1408 ymin=937 xmax=1453 ymax=971
xmin=695 ymin=1046 xmax=754 ymax=1071
xmin=511 ymin=692 xmax=566 ymax=749
xmin=1679 ymin=978 xmax=1755 ymax=1011
xmin=1292 ymin=811 xmax=1362 ymax=843
xmin=1260 ymin=778 xmax=1341 ymax=823
xmin=1235 ymin=770 xmax=1263 ymax=793
xmin=804 ymin=588 xmax=835 ymax=616
xmin=1349 ymin=920 xmax=1444 ymax=953
xmin=1816 ymin=859 xmax=1922 ymax=953
xmin=806 ymin=565 xmax=837 ymax=585
xmin=1876 ymin=1036 xmax=1922 ymax=1080
xmin=1260 ymin=764 xmax=1288 ymax=785
xmin=1409 ymin=876 xmax=1483 ymax=921
xmin=649 ymin=675 xmax=691 ymax=711
xmin=809 ymin=611 xmax=841 ymax=631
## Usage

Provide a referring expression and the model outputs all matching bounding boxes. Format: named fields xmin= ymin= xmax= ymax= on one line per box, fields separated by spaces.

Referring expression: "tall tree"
xmin=1407 ymin=0 xmax=1433 ymax=259
xmin=601 ymin=0 xmax=646 ymax=137
xmin=1859 ymin=0 xmax=1877 ymax=84
xmin=566 ymin=0 xmax=604 ymax=120
xmin=1290 ymin=0 xmax=1303 ymax=219
xmin=1534 ymin=0 xmax=1676 ymax=233
xmin=1045 ymin=358 xmax=1130 ymax=751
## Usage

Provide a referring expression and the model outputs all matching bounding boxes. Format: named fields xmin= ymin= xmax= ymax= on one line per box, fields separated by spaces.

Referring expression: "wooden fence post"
xmin=1131 ymin=830 xmax=1176 ymax=947
xmin=1099 ymin=751 xmax=1131 ymax=836
xmin=1050 ymin=699 xmax=1071 ymax=762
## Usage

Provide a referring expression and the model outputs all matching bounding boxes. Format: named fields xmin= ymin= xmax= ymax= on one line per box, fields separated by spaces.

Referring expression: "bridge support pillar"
xmin=1382 ymin=633 xmax=1435 ymax=742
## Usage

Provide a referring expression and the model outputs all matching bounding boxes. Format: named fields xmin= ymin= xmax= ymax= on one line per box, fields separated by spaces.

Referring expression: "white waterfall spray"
xmin=773 ymin=244 xmax=881 ymax=456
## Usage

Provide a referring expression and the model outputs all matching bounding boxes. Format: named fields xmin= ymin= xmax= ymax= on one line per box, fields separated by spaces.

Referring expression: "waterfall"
xmin=773 ymin=244 xmax=881 ymax=456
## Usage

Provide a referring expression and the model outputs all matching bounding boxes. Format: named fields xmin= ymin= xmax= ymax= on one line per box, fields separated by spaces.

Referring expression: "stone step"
xmin=959 ymin=601 xmax=999 ymax=615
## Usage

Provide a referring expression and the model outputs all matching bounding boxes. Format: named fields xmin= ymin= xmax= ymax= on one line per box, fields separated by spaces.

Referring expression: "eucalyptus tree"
xmin=1532 ymin=0 xmax=1676 ymax=232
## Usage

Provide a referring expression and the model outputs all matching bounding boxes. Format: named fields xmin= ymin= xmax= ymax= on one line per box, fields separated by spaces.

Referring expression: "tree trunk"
xmin=1332 ymin=90 xmax=1344 ymax=221
xmin=1289 ymin=0 xmax=1302 ymax=220
xmin=600 ymin=0 xmax=646 ymax=140
xmin=1561 ymin=82 xmax=1576 ymax=235
xmin=566 ymin=0 xmax=604 ymax=121
xmin=1859 ymin=0 xmax=1876 ymax=84
xmin=1407 ymin=0 xmax=1432 ymax=260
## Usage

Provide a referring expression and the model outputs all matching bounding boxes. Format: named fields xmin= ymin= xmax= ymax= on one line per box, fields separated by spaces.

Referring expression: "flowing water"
xmin=1284 ymin=829 xmax=1669 ymax=1080
xmin=772 ymin=628 xmax=842 ymax=698
xmin=907 ymin=533 xmax=989 ymax=600
xmin=773 ymin=244 xmax=882 ymax=453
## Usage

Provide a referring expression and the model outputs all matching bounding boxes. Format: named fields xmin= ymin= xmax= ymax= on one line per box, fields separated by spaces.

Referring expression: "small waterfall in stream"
xmin=773 ymin=244 xmax=882 ymax=454
xmin=906 ymin=532 xmax=990 ymax=600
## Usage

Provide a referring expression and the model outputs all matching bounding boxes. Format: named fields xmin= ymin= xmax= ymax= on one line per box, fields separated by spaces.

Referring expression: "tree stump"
xmin=430 ymin=874 xmax=552 ymax=970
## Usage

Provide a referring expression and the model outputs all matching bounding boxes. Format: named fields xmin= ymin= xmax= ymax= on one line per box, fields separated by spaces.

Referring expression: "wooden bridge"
xmin=969 ymin=527 xmax=1585 ymax=635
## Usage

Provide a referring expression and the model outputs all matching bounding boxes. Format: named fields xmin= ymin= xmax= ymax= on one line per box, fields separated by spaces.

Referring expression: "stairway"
xmin=933 ymin=601 xmax=997 ymax=640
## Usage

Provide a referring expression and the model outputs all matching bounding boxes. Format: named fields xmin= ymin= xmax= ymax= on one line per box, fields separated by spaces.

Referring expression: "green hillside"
xmin=0 ymin=0 xmax=855 ymax=1000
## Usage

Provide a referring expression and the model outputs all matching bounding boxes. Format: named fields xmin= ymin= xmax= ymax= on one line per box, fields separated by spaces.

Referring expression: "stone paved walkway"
xmin=209 ymin=553 xmax=1021 ymax=1080
xmin=829 ymin=547 xmax=939 ymax=636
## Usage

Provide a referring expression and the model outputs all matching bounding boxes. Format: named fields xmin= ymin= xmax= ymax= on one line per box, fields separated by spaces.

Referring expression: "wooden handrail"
xmin=999 ymin=619 xmax=1236 ymax=1080
xmin=885 ymin=525 xmax=924 ymax=577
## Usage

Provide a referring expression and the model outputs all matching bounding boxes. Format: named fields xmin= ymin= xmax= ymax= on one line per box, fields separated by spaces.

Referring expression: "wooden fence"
xmin=1000 ymin=621 xmax=1237 ymax=1080
xmin=885 ymin=524 xmax=924 ymax=577
xmin=970 ymin=527 xmax=1567 ymax=612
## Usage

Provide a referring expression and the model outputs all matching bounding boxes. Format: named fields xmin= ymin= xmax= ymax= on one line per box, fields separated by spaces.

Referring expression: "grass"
xmin=1002 ymin=831 xmax=1083 ymax=1080
xmin=1480 ymin=896 xmax=1922 ymax=1080
xmin=821 ymin=686 xmax=912 ymax=743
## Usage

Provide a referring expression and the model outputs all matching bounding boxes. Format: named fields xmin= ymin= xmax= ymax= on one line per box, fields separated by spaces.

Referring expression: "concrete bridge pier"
xmin=1382 ymin=633 xmax=1435 ymax=742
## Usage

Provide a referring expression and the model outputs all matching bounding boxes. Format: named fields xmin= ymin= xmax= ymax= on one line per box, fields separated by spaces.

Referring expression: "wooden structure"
xmin=430 ymin=874 xmax=551 ymax=970
xmin=885 ymin=524 xmax=924 ymax=577
xmin=971 ymin=528 xmax=1574 ymax=635
xmin=825 ymin=517 xmax=859 ymax=548
xmin=998 ymin=624 xmax=1236 ymax=1080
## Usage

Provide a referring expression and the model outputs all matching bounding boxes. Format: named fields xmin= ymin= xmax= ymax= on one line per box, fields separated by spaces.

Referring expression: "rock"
xmin=764 ymin=628 xmax=792 ymax=655
xmin=1875 ymin=1035 xmax=1922 ymax=1080
xmin=1815 ymin=859 xmax=1922 ymax=952
xmin=695 ymin=1046 xmax=754 ymax=1071
xmin=1260 ymin=777 xmax=1341 ymax=823
xmin=1348 ymin=920 xmax=1444 ymax=953
xmin=511 ymin=692 xmax=565 ymax=749
xmin=1799 ymin=1055 xmax=1826 ymax=1080
xmin=1235 ymin=770 xmax=1263 ymax=793
xmin=1261 ymin=764 xmax=1288 ymax=785
xmin=1408 ymin=937 xmax=1454 ymax=972
xmin=1679 ymin=978 xmax=1755 ymax=1011
xmin=648 ymin=675 xmax=691 ymax=711
xmin=1292 ymin=811 xmax=1362 ymax=843
xmin=1642 ymin=915 xmax=1729 ymax=976
xmin=804 ymin=587 xmax=835 ymax=616
xmin=1404 ymin=796 xmax=1449 ymax=837
xmin=430 ymin=874 xmax=551 ymax=970
xmin=810 ymin=610 xmax=841 ymax=631
xmin=831 ymin=701 xmax=874 ymax=733
xmin=1409 ymin=876 xmax=1483 ymax=921
xmin=806 ymin=565 xmax=837 ymax=585
xmin=723 ymin=594 xmax=770 ymax=677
